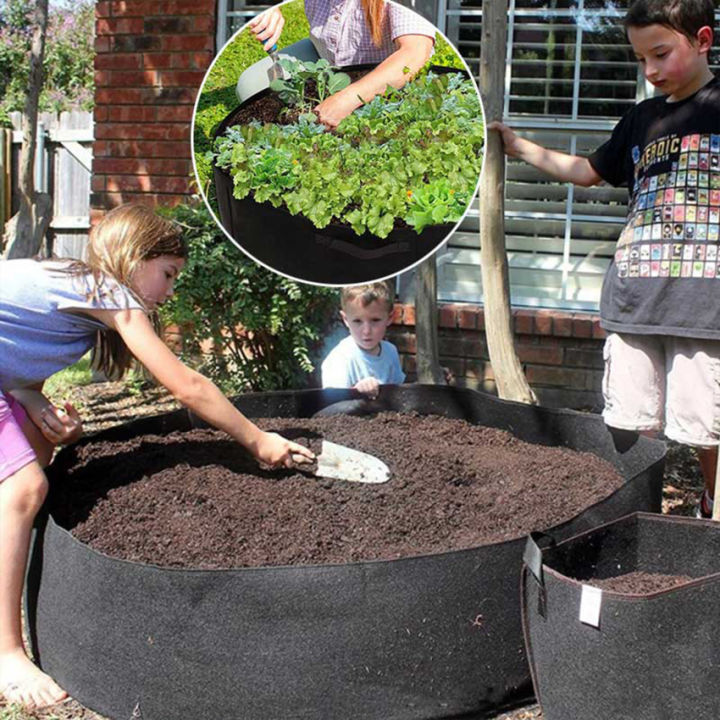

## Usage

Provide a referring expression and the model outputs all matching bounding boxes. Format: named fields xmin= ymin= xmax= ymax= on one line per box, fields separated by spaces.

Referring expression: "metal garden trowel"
xmin=266 ymin=44 xmax=283 ymax=84
xmin=293 ymin=441 xmax=390 ymax=484
xmin=236 ymin=43 xmax=285 ymax=103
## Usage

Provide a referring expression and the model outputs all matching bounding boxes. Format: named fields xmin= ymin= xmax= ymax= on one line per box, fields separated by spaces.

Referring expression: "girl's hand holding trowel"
xmin=254 ymin=430 xmax=314 ymax=469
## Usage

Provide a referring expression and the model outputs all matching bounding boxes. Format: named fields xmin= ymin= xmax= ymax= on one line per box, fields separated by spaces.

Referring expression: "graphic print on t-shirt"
xmin=615 ymin=132 xmax=720 ymax=280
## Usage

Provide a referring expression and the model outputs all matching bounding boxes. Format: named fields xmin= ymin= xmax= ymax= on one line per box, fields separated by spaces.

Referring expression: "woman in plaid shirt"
xmin=251 ymin=0 xmax=435 ymax=127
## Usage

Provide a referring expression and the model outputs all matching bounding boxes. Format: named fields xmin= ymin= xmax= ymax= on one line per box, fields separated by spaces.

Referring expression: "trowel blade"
xmin=315 ymin=440 xmax=390 ymax=484
xmin=267 ymin=48 xmax=283 ymax=84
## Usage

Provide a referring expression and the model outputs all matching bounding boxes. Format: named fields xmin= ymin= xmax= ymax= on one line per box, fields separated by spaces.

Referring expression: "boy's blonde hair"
xmin=71 ymin=204 xmax=186 ymax=379
xmin=340 ymin=281 xmax=395 ymax=314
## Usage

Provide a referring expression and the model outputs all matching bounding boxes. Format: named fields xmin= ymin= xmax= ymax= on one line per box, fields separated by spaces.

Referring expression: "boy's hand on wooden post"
xmin=488 ymin=121 xmax=521 ymax=158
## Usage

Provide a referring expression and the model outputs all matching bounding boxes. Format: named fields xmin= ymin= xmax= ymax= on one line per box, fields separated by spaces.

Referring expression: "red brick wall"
xmin=387 ymin=303 xmax=607 ymax=410
xmin=92 ymin=0 xmax=215 ymax=221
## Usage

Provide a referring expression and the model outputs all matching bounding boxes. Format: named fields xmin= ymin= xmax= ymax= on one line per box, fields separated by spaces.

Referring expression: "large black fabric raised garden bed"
xmin=26 ymin=386 xmax=664 ymax=720
xmin=522 ymin=512 xmax=720 ymax=720
xmin=212 ymin=64 xmax=477 ymax=285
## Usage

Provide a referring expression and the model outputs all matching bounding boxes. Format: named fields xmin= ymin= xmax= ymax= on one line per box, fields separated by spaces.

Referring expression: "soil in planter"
xmin=228 ymin=71 xmax=367 ymax=127
xmin=49 ymin=412 xmax=624 ymax=569
xmin=584 ymin=572 xmax=695 ymax=594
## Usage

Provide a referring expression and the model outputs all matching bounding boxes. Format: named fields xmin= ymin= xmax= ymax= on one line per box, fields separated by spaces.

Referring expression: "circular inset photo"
xmin=192 ymin=0 xmax=485 ymax=286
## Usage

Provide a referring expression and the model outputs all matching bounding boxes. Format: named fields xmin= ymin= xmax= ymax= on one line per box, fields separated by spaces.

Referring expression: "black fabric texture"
xmin=213 ymin=64 xmax=463 ymax=285
xmin=523 ymin=512 xmax=720 ymax=720
xmin=27 ymin=386 xmax=666 ymax=720
xmin=586 ymin=78 xmax=720 ymax=338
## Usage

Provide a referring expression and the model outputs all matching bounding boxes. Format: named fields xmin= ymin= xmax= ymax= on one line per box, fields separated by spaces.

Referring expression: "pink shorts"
xmin=602 ymin=332 xmax=720 ymax=447
xmin=0 ymin=391 xmax=36 ymax=482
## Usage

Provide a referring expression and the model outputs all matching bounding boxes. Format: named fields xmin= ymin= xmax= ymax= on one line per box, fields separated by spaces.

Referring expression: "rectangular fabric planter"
xmin=522 ymin=512 xmax=720 ymax=720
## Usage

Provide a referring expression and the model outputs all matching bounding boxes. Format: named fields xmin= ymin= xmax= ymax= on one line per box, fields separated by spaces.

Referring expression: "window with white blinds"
xmin=437 ymin=0 xmax=720 ymax=310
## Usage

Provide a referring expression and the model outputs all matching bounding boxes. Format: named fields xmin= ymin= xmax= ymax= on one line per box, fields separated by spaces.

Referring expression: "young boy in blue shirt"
xmin=322 ymin=281 xmax=405 ymax=398
xmin=490 ymin=0 xmax=719 ymax=516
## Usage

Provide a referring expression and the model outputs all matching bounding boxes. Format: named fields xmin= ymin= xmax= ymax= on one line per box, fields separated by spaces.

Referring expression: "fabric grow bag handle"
xmin=523 ymin=532 xmax=557 ymax=618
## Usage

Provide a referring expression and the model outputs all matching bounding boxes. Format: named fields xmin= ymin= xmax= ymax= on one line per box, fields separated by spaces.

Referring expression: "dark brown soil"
xmin=587 ymin=571 xmax=694 ymax=594
xmin=49 ymin=412 xmax=624 ymax=569
xmin=229 ymin=70 xmax=367 ymax=127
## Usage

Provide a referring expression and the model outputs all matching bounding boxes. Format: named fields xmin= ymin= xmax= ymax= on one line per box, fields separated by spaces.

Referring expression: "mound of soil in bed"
xmin=49 ymin=412 xmax=624 ymax=569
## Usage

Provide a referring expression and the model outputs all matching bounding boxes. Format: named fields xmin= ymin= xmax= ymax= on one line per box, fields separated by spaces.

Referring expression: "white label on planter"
xmin=579 ymin=585 xmax=602 ymax=627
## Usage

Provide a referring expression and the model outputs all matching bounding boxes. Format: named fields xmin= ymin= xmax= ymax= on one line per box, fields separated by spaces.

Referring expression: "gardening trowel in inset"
xmin=292 ymin=441 xmax=390 ymax=484
xmin=266 ymin=44 xmax=283 ymax=84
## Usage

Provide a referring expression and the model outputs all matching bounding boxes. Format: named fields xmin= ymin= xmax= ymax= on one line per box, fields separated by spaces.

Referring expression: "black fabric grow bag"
xmin=212 ymin=65 xmax=468 ymax=285
xmin=522 ymin=512 xmax=720 ymax=720
xmin=27 ymin=386 xmax=665 ymax=720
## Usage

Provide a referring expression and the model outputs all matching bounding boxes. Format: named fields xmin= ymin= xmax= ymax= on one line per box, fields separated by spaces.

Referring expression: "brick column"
xmin=92 ymin=0 xmax=215 ymax=221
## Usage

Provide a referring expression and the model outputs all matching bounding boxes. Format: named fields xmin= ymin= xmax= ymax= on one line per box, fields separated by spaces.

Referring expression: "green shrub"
xmin=160 ymin=201 xmax=337 ymax=393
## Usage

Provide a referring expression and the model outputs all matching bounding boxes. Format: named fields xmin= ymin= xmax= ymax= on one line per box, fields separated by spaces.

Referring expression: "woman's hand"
xmin=314 ymin=86 xmax=364 ymax=129
xmin=255 ymin=431 xmax=315 ymax=469
xmin=249 ymin=7 xmax=285 ymax=52
xmin=36 ymin=402 xmax=83 ymax=447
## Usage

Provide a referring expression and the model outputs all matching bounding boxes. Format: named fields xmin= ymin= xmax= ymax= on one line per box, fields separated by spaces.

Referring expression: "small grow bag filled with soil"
xmin=522 ymin=512 xmax=720 ymax=720
xmin=211 ymin=61 xmax=484 ymax=284
xmin=27 ymin=386 xmax=664 ymax=720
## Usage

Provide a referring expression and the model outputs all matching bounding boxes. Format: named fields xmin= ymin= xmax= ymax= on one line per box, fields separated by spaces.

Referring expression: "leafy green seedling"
xmin=269 ymin=57 xmax=350 ymax=109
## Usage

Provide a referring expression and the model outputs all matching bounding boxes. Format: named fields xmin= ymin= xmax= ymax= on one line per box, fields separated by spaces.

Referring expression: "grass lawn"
xmin=42 ymin=356 xmax=93 ymax=404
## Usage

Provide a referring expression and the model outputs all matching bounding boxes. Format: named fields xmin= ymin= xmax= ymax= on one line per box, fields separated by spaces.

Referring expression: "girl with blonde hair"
xmin=0 ymin=204 xmax=313 ymax=709
xmin=250 ymin=0 xmax=436 ymax=128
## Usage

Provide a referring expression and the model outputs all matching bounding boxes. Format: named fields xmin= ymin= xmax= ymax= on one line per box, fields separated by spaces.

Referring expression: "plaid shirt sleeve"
xmin=386 ymin=2 xmax=436 ymax=41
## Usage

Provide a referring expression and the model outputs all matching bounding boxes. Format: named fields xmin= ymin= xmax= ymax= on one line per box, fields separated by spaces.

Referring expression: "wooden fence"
xmin=1 ymin=110 xmax=93 ymax=259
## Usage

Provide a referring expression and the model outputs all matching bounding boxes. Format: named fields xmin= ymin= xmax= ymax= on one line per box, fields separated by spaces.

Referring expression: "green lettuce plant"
xmin=211 ymin=70 xmax=484 ymax=239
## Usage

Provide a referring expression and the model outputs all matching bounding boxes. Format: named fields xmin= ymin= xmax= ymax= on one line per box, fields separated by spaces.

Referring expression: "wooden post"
xmin=479 ymin=0 xmax=536 ymax=404
xmin=415 ymin=255 xmax=446 ymax=385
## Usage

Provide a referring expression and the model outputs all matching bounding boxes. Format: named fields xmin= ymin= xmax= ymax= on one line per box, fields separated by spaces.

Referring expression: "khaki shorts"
xmin=602 ymin=332 xmax=720 ymax=447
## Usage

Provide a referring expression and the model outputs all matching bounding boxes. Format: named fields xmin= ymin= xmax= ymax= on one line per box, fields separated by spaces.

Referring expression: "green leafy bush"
xmin=211 ymin=70 xmax=484 ymax=238
xmin=160 ymin=201 xmax=337 ymax=393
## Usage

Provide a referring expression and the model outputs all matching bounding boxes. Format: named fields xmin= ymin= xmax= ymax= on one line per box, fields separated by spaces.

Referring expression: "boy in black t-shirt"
xmin=490 ymin=0 xmax=720 ymax=517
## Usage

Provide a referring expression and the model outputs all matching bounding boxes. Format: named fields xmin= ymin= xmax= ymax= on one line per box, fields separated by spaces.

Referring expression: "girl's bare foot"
xmin=0 ymin=649 xmax=67 ymax=709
